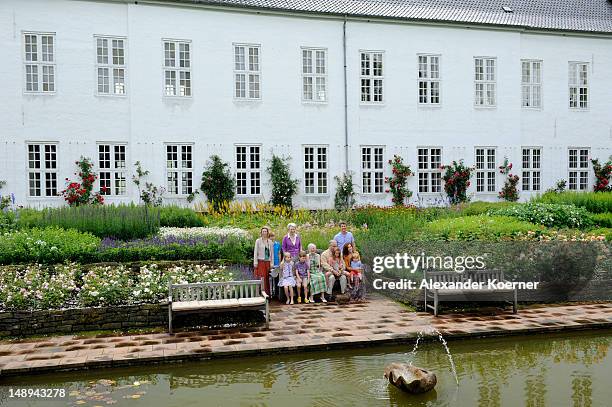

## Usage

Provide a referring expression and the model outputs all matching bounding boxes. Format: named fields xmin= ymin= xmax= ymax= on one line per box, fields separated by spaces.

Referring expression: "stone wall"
xmin=0 ymin=304 xmax=168 ymax=337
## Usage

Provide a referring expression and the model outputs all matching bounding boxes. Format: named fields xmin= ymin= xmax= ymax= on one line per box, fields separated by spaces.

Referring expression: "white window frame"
xmin=475 ymin=147 xmax=497 ymax=193
xmin=301 ymin=47 xmax=327 ymax=103
xmin=94 ymin=36 xmax=126 ymax=96
xmin=474 ymin=57 xmax=496 ymax=107
xmin=233 ymin=43 xmax=261 ymax=100
xmin=303 ymin=145 xmax=328 ymax=195
xmin=163 ymin=39 xmax=192 ymax=98
xmin=568 ymin=148 xmax=590 ymax=191
xmin=26 ymin=142 xmax=58 ymax=197
xmin=165 ymin=143 xmax=194 ymax=196
xmin=521 ymin=147 xmax=541 ymax=192
xmin=360 ymin=50 xmax=384 ymax=104
xmin=235 ymin=144 xmax=262 ymax=196
xmin=361 ymin=146 xmax=385 ymax=194
xmin=23 ymin=32 xmax=56 ymax=94
xmin=417 ymin=54 xmax=441 ymax=105
xmin=417 ymin=147 xmax=443 ymax=194
xmin=97 ymin=143 xmax=127 ymax=196
xmin=569 ymin=62 xmax=589 ymax=110
xmin=521 ymin=60 xmax=542 ymax=109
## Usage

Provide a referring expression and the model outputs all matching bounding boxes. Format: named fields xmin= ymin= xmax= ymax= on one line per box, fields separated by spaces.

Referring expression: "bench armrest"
xmin=261 ymin=291 xmax=269 ymax=299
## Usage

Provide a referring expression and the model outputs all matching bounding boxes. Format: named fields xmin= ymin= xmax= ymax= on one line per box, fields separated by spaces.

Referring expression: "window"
xmin=163 ymin=40 xmax=191 ymax=97
xmin=474 ymin=57 xmax=496 ymax=107
xmin=361 ymin=146 xmax=384 ymax=194
xmin=304 ymin=145 xmax=328 ymax=194
xmin=521 ymin=60 xmax=542 ymax=108
xmin=569 ymin=62 xmax=588 ymax=109
xmin=302 ymin=48 xmax=327 ymax=102
xmin=418 ymin=55 xmax=440 ymax=105
xmin=234 ymin=44 xmax=260 ymax=99
xmin=521 ymin=148 xmax=541 ymax=191
xmin=568 ymin=148 xmax=590 ymax=190
xmin=360 ymin=51 xmax=383 ymax=103
xmin=417 ymin=148 xmax=442 ymax=193
xmin=166 ymin=144 xmax=193 ymax=195
xmin=27 ymin=143 xmax=58 ymax=197
xmin=475 ymin=148 xmax=496 ymax=192
xmin=235 ymin=145 xmax=261 ymax=195
xmin=24 ymin=32 xmax=55 ymax=93
xmin=95 ymin=36 xmax=126 ymax=95
xmin=98 ymin=144 xmax=126 ymax=195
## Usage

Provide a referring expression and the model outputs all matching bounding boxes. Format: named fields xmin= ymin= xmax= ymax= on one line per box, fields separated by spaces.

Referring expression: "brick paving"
xmin=0 ymin=295 xmax=611 ymax=377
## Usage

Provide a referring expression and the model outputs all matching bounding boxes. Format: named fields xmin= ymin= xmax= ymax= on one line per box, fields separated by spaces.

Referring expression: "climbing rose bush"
xmin=498 ymin=158 xmax=520 ymax=202
xmin=61 ymin=157 xmax=105 ymax=206
xmin=385 ymin=155 xmax=414 ymax=206
xmin=442 ymin=160 xmax=472 ymax=204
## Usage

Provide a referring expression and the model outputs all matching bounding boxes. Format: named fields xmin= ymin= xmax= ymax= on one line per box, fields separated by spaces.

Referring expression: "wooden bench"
xmin=423 ymin=270 xmax=518 ymax=316
xmin=168 ymin=280 xmax=269 ymax=333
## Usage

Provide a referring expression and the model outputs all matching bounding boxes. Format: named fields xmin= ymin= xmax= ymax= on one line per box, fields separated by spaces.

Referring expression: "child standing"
xmin=350 ymin=251 xmax=364 ymax=290
xmin=294 ymin=251 xmax=310 ymax=304
xmin=307 ymin=244 xmax=327 ymax=303
xmin=278 ymin=252 xmax=296 ymax=304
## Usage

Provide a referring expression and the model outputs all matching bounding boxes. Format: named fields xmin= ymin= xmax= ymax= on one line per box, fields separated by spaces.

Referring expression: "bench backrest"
xmin=170 ymin=280 xmax=264 ymax=302
xmin=424 ymin=269 xmax=505 ymax=283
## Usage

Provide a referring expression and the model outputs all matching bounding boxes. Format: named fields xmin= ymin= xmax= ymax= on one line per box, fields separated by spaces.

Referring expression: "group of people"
xmin=253 ymin=222 xmax=365 ymax=304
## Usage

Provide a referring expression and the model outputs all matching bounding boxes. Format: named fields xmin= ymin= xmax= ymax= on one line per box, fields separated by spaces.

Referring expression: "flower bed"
xmin=159 ymin=226 xmax=250 ymax=240
xmin=0 ymin=262 xmax=232 ymax=311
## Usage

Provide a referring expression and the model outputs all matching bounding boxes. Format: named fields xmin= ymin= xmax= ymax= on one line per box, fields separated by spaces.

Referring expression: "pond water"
xmin=1 ymin=330 xmax=611 ymax=406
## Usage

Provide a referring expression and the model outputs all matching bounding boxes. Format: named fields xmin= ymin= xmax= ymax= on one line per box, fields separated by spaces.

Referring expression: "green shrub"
xmin=159 ymin=206 xmax=204 ymax=227
xmin=267 ymin=155 xmax=299 ymax=209
xmin=490 ymin=203 xmax=593 ymax=229
xmin=93 ymin=236 xmax=250 ymax=264
xmin=200 ymin=155 xmax=235 ymax=213
xmin=533 ymin=191 xmax=612 ymax=214
xmin=17 ymin=205 xmax=160 ymax=239
xmin=0 ymin=227 xmax=100 ymax=265
xmin=0 ymin=211 xmax=17 ymax=233
xmin=421 ymin=215 xmax=544 ymax=241
xmin=590 ymin=213 xmax=612 ymax=228
xmin=454 ymin=201 xmax=519 ymax=216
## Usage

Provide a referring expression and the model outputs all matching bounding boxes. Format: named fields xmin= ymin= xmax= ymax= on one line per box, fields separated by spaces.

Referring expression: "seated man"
xmin=321 ymin=239 xmax=347 ymax=296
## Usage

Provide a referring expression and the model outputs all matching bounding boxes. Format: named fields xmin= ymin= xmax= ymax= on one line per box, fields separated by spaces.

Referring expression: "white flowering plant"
xmin=79 ymin=265 xmax=132 ymax=307
xmin=131 ymin=263 xmax=232 ymax=303
xmin=158 ymin=226 xmax=250 ymax=240
xmin=0 ymin=264 xmax=77 ymax=310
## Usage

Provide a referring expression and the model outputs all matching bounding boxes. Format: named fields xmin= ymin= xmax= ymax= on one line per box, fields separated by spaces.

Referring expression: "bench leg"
xmin=513 ymin=289 xmax=518 ymax=314
xmin=424 ymin=289 xmax=427 ymax=312
xmin=434 ymin=292 xmax=439 ymax=317
xmin=265 ymin=301 xmax=270 ymax=329
xmin=168 ymin=307 xmax=173 ymax=334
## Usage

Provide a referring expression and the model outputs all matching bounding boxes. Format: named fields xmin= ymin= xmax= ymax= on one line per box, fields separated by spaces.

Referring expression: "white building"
xmin=1 ymin=0 xmax=611 ymax=209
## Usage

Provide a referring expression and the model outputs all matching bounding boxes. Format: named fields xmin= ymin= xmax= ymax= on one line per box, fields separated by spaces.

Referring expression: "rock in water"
xmin=384 ymin=363 xmax=437 ymax=394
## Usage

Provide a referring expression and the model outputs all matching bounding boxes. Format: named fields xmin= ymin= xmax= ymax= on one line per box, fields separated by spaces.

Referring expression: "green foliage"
xmin=533 ymin=192 xmax=612 ymax=214
xmin=589 ymin=228 xmax=612 ymax=241
xmin=267 ymin=155 xmax=299 ymax=209
xmin=453 ymin=201 xmax=519 ymax=216
xmin=201 ymin=155 xmax=236 ymax=213
xmin=133 ymin=161 xmax=165 ymax=206
xmin=159 ymin=206 xmax=204 ymax=227
xmin=442 ymin=160 xmax=473 ymax=204
xmin=334 ymin=172 xmax=356 ymax=211
xmin=590 ymin=212 xmax=612 ymax=228
xmin=92 ymin=238 xmax=249 ymax=264
xmin=0 ymin=227 xmax=100 ymax=265
xmin=0 ymin=211 xmax=17 ymax=233
xmin=421 ymin=215 xmax=544 ymax=241
xmin=545 ymin=180 xmax=567 ymax=194
xmin=490 ymin=203 xmax=593 ymax=229
xmin=17 ymin=205 xmax=160 ymax=239
xmin=386 ymin=155 xmax=413 ymax=206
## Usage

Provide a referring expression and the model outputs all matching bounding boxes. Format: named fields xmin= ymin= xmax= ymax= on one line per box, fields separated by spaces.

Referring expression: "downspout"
xmin=342 ymin=15 xmax=349 ymax=174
